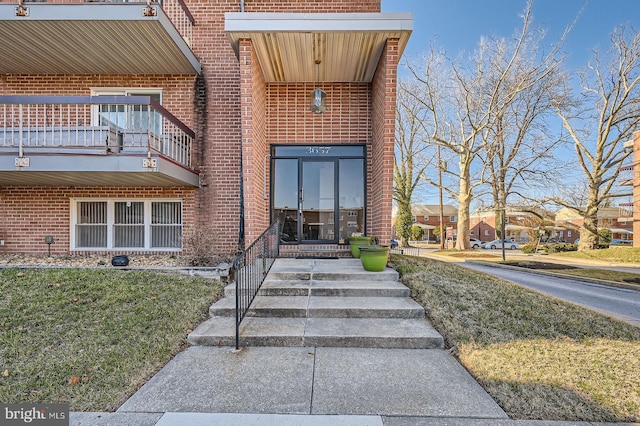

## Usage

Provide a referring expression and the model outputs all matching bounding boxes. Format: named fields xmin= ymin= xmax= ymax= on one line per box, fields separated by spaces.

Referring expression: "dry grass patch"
xmin=390 ymin=254 xmax=640 ymax=422
xmin=556 ymin=247 xmax=640 ymax=263
xmin=0 ymin=268 xmax=224 ymax=411
xmin=433 ymin=250 xmax=501 ymax=259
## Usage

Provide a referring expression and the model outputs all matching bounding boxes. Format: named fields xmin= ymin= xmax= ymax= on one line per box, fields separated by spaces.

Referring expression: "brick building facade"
xmin=0 ymin=0 xmax=411 ymax=256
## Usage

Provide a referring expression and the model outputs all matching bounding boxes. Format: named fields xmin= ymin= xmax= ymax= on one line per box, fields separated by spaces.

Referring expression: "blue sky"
xmin=381 ymin=0 xmax=640 ymax=206
xmin=382 ymin=0 xmax=640 ymax=71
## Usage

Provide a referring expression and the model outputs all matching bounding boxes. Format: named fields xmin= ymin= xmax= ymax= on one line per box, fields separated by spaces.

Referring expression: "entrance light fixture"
xmin=310 ymin=60 xmax=326 ymax=114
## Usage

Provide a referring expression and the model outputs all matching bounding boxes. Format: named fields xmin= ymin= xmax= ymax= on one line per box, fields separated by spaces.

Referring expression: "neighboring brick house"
xmin=0 ymin=0 xmax=412 ymax=256
xmin=554 ymin=206 xmax=633 ymax=243
xmin=470 ymin=206 xmax=554 ymax=243
xmin=391 ymin=204 xmax=458 ymax=242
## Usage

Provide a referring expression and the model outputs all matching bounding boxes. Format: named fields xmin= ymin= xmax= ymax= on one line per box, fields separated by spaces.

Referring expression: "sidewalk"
xmin=69 ymin=346 xmax=639 ymax=425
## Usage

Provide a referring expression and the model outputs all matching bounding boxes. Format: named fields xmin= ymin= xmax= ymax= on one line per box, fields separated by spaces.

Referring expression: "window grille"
xmin=76 ymin=202 xmax=107 ymax=248
xmin=151 ymin=202 xmax=182 ymax=248
xmin=114 ymin=202 xmax=145 ymax=248
xmin=73 ymin=199 xmax=182 ymax=250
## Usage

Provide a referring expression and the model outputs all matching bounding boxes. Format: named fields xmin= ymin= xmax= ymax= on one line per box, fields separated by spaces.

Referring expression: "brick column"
xmin=239 ymin=39 xmax=269 ymax=247
xmin=633 ymin=131 xmax=640 ymax=247
xmin=370 ymin=39 xmax=398 ymax=246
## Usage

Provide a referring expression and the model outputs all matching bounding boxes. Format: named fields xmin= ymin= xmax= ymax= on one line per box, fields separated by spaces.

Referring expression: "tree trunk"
xmin=455 ymin=170 xmax=472 ymax=250
xmin=578 ymin=187 xmax=600 ymax=250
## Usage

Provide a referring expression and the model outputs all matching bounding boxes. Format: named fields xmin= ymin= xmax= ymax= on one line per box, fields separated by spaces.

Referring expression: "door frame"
xmin=270 ymin=144 xmax=366 ymax=245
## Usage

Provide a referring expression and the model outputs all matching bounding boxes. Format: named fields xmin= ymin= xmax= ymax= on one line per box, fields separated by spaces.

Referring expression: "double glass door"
xmin=271 ymin=145 xmax=365 ymax=244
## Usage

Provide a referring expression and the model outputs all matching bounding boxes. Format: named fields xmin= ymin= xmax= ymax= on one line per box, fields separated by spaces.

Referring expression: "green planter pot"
xmin=349 ymin=236 xmax=374 ymax=258
xmin=359 ymin=245 xmax=390 ymax=272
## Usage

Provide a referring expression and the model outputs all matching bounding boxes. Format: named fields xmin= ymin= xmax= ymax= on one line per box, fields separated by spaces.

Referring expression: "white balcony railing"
xmin=0 ymin=95 xmax=194 ymax=169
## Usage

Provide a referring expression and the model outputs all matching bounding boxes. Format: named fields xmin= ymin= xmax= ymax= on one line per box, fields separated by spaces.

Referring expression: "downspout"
xmin=238 ymin=149 xmax=245 ymax=254
xmin=237 ymin=0 xmax=245 ymax=253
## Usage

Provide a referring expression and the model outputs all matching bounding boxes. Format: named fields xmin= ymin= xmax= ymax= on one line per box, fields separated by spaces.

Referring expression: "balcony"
xmin=0 ymin=95 xmax=199 ymax=187
xmin=0 ymin=0 xmax=199 ymax=74
xmin=619 ymin=164 xmax=634 ymax=186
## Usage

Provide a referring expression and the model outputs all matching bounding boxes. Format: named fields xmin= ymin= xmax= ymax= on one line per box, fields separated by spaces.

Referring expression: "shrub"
xmin=521 ymin=244 xmax=537 ymax=254
xmin=180 ymin=226 xmax=231 ymax=266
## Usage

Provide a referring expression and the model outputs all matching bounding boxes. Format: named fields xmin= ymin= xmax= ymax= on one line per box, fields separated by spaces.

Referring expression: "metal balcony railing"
xmin=619 ymin=164 xmax=634 ymax=186
xmin=0 ymin=95 xmax=194 ymax=168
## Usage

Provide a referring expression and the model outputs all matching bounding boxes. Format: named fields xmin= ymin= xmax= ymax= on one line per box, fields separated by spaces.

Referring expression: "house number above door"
xmin=306 ymin=146 xmax=331 ymax=155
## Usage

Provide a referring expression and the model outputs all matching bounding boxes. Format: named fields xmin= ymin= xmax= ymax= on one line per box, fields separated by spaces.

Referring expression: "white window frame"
xmin=450 ymin=216 xmax=457 ymax=222
xmin=90 ymin=88 xmax=163 ymax=130
xmin=70 ymin=198 xmax=182 ymax=251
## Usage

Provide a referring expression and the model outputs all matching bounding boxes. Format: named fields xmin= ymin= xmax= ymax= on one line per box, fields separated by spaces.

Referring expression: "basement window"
xmin=71 ymin=199 xmax=182 ymax=250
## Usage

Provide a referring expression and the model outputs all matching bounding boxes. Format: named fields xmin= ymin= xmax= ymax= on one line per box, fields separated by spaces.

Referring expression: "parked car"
xmin=481 ymin=239 xmax=519 ymax=250
xmin=469 ymin=238 xmax=482 ymax=249
xmin=390 ymin=239 xmax=399 ymax=249
xmin=609 ymin=239 xmax=632 ymax=245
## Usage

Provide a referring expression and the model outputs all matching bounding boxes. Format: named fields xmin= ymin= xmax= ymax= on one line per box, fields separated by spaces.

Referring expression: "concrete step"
xmin=307 ymin=296 xmax=425 ymax=319
xmin=188 ymin=317 xmax=444 ymax=349
xmin=210 ymin=295 xmax=424 ymax=319
xmin=209 ymin=296 xmax=308 ymax=318
xmin=266 ymin=269 xmax=399 ymax=282
xmin=266 ymin=258 xmax=399 ymax=282
xmin=224 ymin=280 xmax=410 ymax=298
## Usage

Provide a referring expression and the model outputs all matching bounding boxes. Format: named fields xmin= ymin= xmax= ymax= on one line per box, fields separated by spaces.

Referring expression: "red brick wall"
xmin=239 ymin=0 xmax=379 ymax=13
xmin=240 ymin=40 xmax=269 ymax=244
xmin=369 ymin=39 xmax=398 ymax=245
xmin=0 ymin=187 xmax=196 ymax=255
xmin=1 ymin=0 xmax=391 ymax=255
xmin=267 ymin=83 xmax=371 ymax=144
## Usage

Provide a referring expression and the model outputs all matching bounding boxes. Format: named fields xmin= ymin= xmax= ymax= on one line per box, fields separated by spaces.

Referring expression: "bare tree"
xmin=481 ymin=10 xmax=572 ymax=237
xmin=394 ymin=79 xmax=430 ymax=248
xmin=406 ymin=45 xmax=490 ymax=250
xmin=552 ymin=24 xmax=640 ymax=250
xmin=407 ymin=1 xmax=569 ymax=250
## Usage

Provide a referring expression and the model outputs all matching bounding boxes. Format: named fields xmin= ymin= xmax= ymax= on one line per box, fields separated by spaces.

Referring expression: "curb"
xmin=465 ymin=260 xmax=640 ymax=291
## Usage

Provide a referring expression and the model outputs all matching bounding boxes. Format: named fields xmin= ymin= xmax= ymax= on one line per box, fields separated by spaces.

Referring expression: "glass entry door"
xmin=271 ymin=145 xmax=365 ymax=245
xmin=301 ymin=161 xmax=335 ymax=242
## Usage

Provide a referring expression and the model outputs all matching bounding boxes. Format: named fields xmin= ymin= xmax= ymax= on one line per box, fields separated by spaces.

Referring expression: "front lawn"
xmin=556 ymin=247 xmax=640 ymax=263
xmin=390 ymin=255 xmax=640 ymax=422
xmin=0 ymin=268 xmax=223 ymax=411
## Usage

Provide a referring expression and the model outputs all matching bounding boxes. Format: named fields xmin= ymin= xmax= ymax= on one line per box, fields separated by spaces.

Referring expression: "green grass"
xmin=0 ymin=268 xmax=223 ymax=411
xmin=390 ymin=254 xmax=640 ymax=422
xmin=556 ymin=247 xmax=640 ymax=263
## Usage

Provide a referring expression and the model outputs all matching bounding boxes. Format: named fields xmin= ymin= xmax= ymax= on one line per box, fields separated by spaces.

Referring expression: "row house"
xmin=0 ymin=0 xmax=412 ymax=257
xmin=410 ymin=204 xmax=458 ymax=242
xmin=390 ymin=204 xmax=458 ymax=242
xmin=554 ymin=206 xmax=633 ymax=243
xmin=469 ymin=206 xmax=554 ymax=243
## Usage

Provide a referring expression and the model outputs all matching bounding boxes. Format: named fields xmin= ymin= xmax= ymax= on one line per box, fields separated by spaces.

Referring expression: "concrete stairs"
xmin=188 ymin=258 xmax=444 ymax=349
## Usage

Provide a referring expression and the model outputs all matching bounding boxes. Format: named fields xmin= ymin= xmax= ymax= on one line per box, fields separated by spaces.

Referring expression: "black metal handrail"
xmin=231 ymin=219 xmax=280 ymax=349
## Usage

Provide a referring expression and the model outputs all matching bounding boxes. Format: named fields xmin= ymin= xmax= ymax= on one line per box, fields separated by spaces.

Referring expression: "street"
xmin=459 ymin=262 xmax=640 ymax=328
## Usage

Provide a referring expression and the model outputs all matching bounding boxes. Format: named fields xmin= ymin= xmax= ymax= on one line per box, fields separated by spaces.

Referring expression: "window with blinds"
xmin=151 ymin=202 xmax=182 ymax=248
xmin=72 ymin=199 xmax=182 ymax=250
xmin=76 ymin=201 xmax=107 ymax=248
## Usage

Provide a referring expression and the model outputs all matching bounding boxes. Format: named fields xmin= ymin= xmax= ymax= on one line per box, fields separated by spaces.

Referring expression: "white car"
xmin=469 ymin=238 xmax=482 ymax=249
xmin=481 ymin=239 xmax=519 ymax=250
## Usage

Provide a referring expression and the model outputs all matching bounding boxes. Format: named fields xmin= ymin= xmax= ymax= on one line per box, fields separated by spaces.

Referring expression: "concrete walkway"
xmin=69 ymin=258 xmax=638 ymax=426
